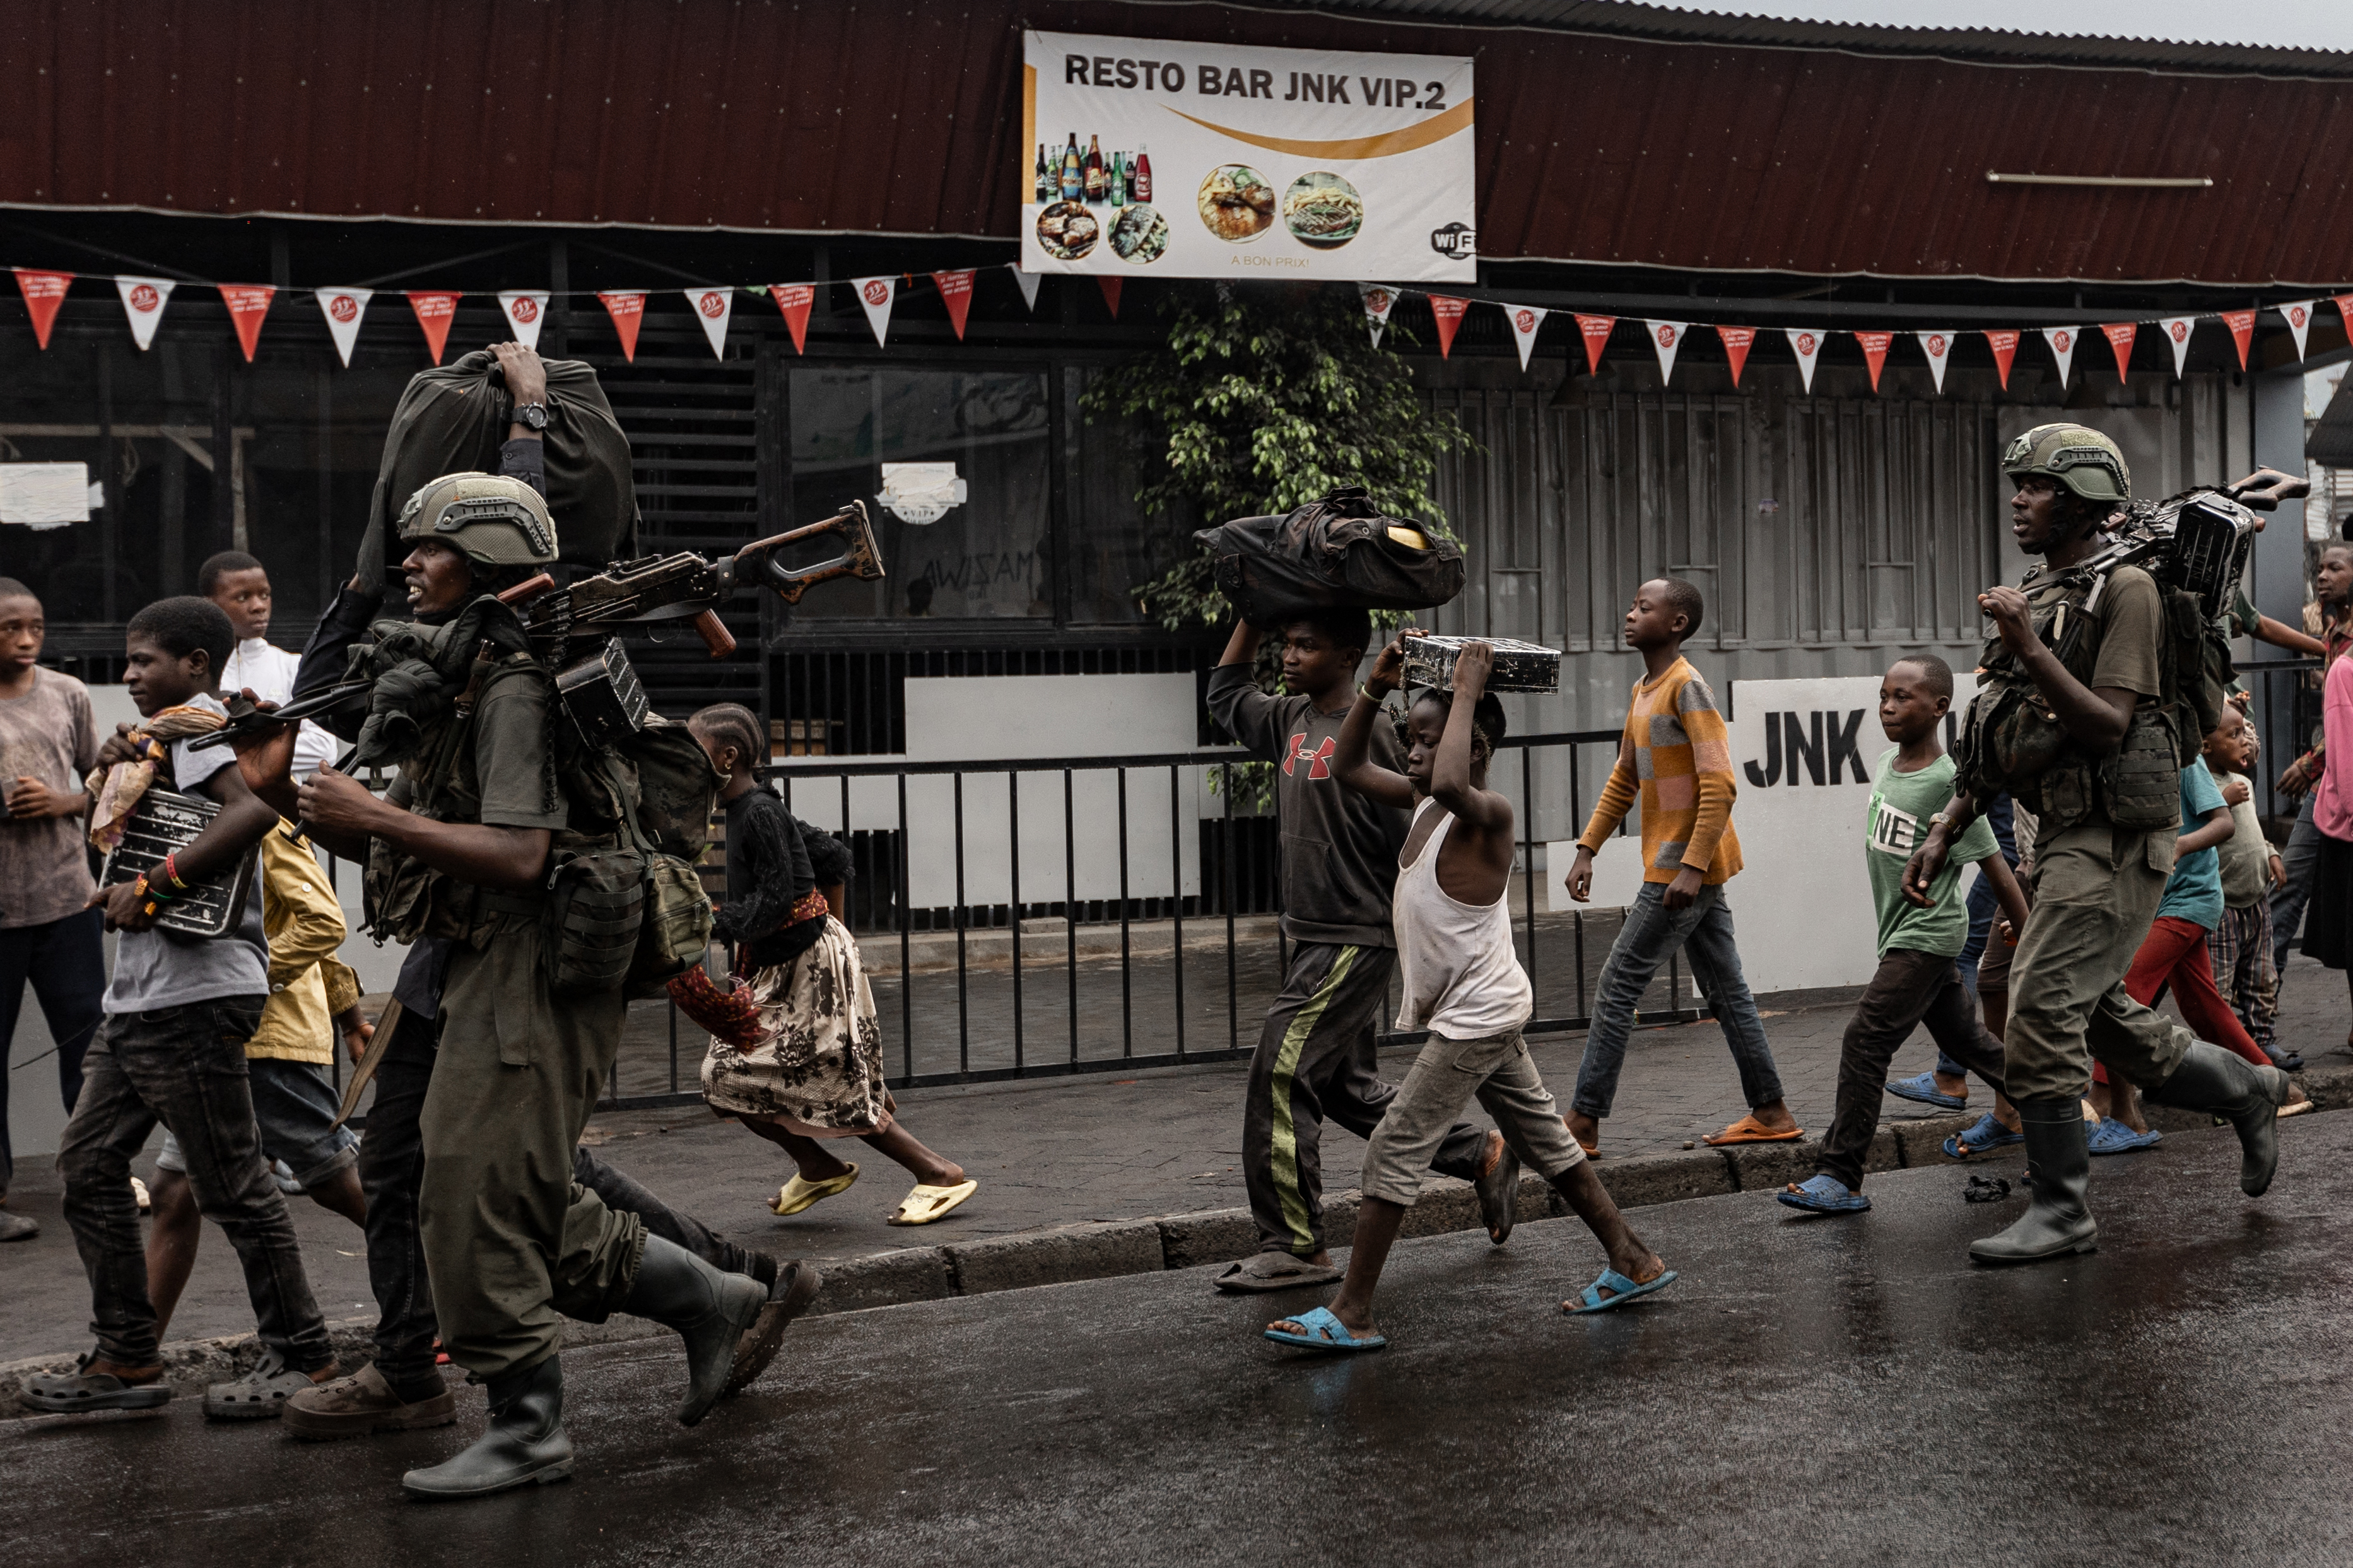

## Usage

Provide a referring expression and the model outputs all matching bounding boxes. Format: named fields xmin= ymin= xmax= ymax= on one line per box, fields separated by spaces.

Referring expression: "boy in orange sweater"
xmin=1563 ymin=578 xmax=1799 ymax=1153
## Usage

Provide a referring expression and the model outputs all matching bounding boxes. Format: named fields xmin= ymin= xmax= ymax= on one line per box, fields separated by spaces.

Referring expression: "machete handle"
xmin=693 ymin=609 xmax=736 ymax=658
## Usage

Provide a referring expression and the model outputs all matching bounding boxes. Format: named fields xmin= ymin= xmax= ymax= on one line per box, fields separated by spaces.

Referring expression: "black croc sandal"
xmin=20 ymin=1354 xmax=173 ymax=1413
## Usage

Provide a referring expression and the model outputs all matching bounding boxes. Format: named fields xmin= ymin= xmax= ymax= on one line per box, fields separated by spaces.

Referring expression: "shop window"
xmin=789 ymin=368 xmax=1052 ymax=620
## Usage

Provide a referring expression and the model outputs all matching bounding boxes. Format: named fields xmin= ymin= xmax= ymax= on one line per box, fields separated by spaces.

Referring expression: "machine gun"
xmin=515 ymin=500 xmax=887 ymax=658
xmin=2079 ymin=468 xmax=2306 ymax=619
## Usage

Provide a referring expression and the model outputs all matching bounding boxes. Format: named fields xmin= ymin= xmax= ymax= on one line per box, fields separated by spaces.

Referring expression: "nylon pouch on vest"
xmin=1953 ymin=583 xmax=2098 ymax=821
xmin=2099 ymin=707 xmax=2185 ymax=832
xmin=544 ymin=844 xmax=645 ymax=993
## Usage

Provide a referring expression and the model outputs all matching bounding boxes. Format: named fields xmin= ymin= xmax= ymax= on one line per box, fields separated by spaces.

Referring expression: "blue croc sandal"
xmin=1886 ymin=1072 xmax=1968 ymax=1111
xmin=1943 ymin=1112 xmax=2024 ymax=1160
xmin=2087 ymin=1118 xmax=2162 ymax=1156
xmin=1263 ymin=1305 xmax=1386 ymax=1353
xmin=1776 ymin=1174 xmax=1871 ymax=1214
xmin=1568 ymin=1267 xmax=1678 ymax=1315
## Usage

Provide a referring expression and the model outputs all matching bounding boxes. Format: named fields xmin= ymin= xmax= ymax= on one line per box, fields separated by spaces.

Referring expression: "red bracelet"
xmin=162 ymin=851 xmax=190 ymax=892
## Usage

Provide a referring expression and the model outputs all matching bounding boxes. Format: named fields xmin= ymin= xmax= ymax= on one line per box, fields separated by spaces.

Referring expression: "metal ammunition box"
xmin=1403 ymin=634 xmax=1561 ymax=694
xmin=556 ymin=638 xmax=650 ymax=747
xmin=97 ymin=787 xmax=256 ymax=939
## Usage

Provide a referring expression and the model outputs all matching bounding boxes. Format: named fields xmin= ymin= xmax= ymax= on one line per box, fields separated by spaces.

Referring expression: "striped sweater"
xmin=1576 ymin=657 xmax=1743 ymax=885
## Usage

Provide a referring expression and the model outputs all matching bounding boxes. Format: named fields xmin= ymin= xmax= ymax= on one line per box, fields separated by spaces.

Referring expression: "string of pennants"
xmin=3 ymin=262 xmax=1108 ymax=366
xmin=1357 ymin=283 xmax=2352 ymax=388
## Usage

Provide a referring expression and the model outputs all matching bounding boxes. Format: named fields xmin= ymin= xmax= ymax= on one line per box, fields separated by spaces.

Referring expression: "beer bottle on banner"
xmin=1110 ymin=151 xmax=1126 ymax=207
xmin=1035 ymin=144 xmax=1051 ymax=202
xmin=1084 ymin=135 xmax=1106 ymax=204
xmin=1060 ymin=134 xmax=1083 ymax=202
xmin=1132 ymin=145 xmax=1153 ymax=203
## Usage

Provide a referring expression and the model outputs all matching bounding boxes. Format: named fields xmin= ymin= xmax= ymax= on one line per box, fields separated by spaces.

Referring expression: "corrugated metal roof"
xmin=1241 ymin=1 xmax=2353 ymax=78
xmin=0 ymin=0 xmax=2347 ymax=286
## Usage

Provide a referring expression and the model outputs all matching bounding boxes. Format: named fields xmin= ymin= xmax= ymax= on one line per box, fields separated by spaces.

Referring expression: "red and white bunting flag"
xmin=2280 ymin=299 xmax=2316 ymax=361
xmin=2222 ymin=309 xmax=2256 ymax=370
xmin=2337 ymin=295 xmax=2353 ymax=341
xmin=1097 ymin=276 xmax=1123 ymax=319
xmin=1716 ymin=325 xmax=1754 ymax=387
xmin=684 ymin=288 xmax=733 ymax=358
xmin=2158 ymin=316 xmax=2195 ymax=378
xmin=1428 ymin=295 xmax=1469 ymax=359
xmin=1013 ymin=268 xmax=1042 ymax=313
xmin=1508 ymin=304 xmax=1548 ymax=372
xmin=1786 ymin=327 xmax=1824 ymax=392
xmin=852 ymin=276 xmax=896 ymax=346
xmin=116 ymin=276 xmax=175 ymax=351
xmin=218 ymin=285 xmax=274 ymax=363
xmin=2099 ymin=322 xmax=2137 ymax=382
xmin=1916 ymin=331 xmax=1953 ymax=394
xmin=770 ymin=284 xmax=814 ymax=353
xmin=598 ymin=291 xmax=646 ymax=361
xmin=13 ymin=269 xmax=73 ymax=350
xmin=498 ymin=290 xmax=549 ymax=350
xmin=1359 ymin=283 xmax=1397 ymax=348
xmin=1984 ymin=329 xmax=2020 ymax=390
xmin=932 ymin=270 xmax=977 ymax=340
xmin=1855 ymin=331 xmax=1892 ymax=393
xmin=314 ymin=287 xmax=372 ymax=367
xmin=407 ymin=291 xmax=460 ymax=364
xmin=1573 ymin=313 xmax=1615 ymax=375
xmin=2042 ymin=325 xmax=2078 ymax=385
xmin=1646 ymin=320 xmax=1686 ymax=383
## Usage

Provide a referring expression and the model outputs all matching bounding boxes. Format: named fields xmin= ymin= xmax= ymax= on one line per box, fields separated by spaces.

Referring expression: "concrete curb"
xmin=9 ymin=1065 xmax=2340 ymax=1413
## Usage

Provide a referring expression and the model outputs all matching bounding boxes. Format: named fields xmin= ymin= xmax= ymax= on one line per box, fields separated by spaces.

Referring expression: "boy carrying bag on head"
xmin=1779 ymin=656 xmax=2029 ymax=1215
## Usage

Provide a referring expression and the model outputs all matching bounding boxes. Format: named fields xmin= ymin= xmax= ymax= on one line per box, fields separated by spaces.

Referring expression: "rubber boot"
xmin=401 ymin=1356 xmax=571 ymax=1501
xmin=619 ymin=1233 xmax=767 ymax=1427
xmin=1968 ymin=1097 xmax=2098 ymax=1265
xmin=2142 ymin=1040 xmax=2292 ymax=1196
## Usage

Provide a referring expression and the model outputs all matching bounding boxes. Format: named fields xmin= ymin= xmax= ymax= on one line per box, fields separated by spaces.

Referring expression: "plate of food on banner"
xmin=1110 ymin=204 xmax=1170 ymax=264
xmin=1282 ymin=172 xmax=1363 ymax=250
xmin=1036 ymin=201 xmax=1100 ymax=261
xmin=1197 ymin=165 xmax=1277 ymax=243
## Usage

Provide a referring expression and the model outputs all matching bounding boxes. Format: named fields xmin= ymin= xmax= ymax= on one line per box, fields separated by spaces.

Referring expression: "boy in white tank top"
xmin=1264 ymin=635 xmax=1677 ymax=1352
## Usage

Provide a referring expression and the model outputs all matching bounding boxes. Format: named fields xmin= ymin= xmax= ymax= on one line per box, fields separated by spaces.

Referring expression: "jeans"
xmin=1945 ymin=794 xmax=2017 ymax=1077
xmin=156 ymin=1055 xmax=358 ymax=1191
xmin=2270 ymin=792 xmax=2320 ymax=984
xmin=0 ymin=910 xmax=107 ymax=1194
xmin=1819 ymin=950 xmax=2007 ymax=1191
xmin=1571 ymin=881 xmax=1784 ymax=1121
xmin=57 ymin=997 xmax=332 ymax=1371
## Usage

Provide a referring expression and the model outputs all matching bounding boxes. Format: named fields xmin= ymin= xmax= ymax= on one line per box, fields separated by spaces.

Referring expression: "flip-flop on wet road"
xmin=10 ymin=1116 xmax=2350 ymax=1567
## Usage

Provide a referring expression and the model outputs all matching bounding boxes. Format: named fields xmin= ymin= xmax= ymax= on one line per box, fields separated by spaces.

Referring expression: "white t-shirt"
xmin=220 ymin=637 xmax=339 ymax=780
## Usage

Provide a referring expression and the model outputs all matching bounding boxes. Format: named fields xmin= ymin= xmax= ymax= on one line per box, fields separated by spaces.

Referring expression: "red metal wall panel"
xmin=0 ymin=0 xmax=2344 ymax=285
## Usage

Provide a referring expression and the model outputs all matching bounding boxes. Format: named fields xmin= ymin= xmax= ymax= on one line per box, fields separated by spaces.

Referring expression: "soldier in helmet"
xmin=265 ymin=354 xmax=768 ymax=1498
xmin=1904 ymin=424 xmax=2293 ymax=1265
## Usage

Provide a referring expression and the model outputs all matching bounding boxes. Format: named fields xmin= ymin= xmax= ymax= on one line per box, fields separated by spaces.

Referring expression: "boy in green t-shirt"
xmin=1780 ymin=655 xmax=2032 ymax=1214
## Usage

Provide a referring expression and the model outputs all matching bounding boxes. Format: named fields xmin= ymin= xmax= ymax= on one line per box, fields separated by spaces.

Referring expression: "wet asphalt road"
xmin=9 ymin=1115 xmax=2349 ymax=1567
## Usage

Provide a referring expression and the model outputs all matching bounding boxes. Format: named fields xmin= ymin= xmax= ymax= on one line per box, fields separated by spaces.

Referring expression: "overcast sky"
xmin=1663 ymin=1 xmax=2353 ymax=50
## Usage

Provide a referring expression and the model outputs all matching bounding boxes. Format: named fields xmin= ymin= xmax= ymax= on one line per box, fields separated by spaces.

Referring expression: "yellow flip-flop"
xmin=888 ymin=1179 xmax=978 ymax=1226
xmin=771 ymin=1163 xmax=859 ymax=1217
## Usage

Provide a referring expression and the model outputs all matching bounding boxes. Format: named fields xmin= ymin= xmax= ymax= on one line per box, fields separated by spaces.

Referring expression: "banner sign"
xmin=1019 ymin=30 xmax=1475 ymax=282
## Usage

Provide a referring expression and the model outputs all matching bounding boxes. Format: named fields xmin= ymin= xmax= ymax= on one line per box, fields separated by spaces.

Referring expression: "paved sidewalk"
xmin=5 ymin=954 xmax=2345 ymax=1366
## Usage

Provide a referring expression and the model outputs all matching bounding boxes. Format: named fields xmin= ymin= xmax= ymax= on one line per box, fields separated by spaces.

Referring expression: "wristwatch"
xmin=511 ymin=401 xmax=550 ymax=432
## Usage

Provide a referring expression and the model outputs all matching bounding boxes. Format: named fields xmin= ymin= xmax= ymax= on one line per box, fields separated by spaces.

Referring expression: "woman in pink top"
xmin=2301 ymin=609 xmax=2353 ymax=1042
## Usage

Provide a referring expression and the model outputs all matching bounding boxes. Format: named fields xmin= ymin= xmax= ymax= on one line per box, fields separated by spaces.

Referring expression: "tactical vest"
xmin=1953 ymin=562 xmax=2200 ymax=834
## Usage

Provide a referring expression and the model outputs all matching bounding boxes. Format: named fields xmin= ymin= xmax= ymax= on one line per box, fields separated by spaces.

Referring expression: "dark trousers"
xmin=57 ymin=997 xmax=333 ymax=1371
xmin=1817 ymin=949 xmax=2009 ymax=1191
xmin=1944 ymin=793 xmax=2016 ymax=1079
xmin=0 ymin=910 xmax=107 ymax=1193
xmin=359 ymin=1006 xmax=767 ymax=1391
xmin=1242 ymin=942 xmax=1488 ymax=1256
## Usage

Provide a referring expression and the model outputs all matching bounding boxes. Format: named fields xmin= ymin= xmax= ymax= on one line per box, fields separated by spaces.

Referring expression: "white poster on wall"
xmin=1020 ymin=30 xmax=1475 ymax=283
xmin=1549 ymin=673 xmax=1980 ymax=997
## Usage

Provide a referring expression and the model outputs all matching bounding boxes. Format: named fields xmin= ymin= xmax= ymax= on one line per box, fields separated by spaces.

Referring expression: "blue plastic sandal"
xmin=2087 ymin=1118 xmax=2162 ymax=1156
xmin=1568 ymin=1267 xmax=1678 ymax=1314
xmin=1886 ymin=1072 xmax=1968 ymax=1111
xmin=1942 ymin=1112 xmax=2024 ymax=1160
xmin=1262 ymin=1305 xmax=1386 ymax=1353
xmin=1776 ymin=1174 xmax=1871 ymax=1214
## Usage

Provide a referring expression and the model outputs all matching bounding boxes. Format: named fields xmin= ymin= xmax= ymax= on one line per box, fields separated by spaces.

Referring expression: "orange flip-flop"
xmin=1701 ymin=1114 xmax=1806 ymax=1146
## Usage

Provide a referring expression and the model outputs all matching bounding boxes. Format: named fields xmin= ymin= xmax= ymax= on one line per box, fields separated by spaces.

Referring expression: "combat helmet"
xmin=396 ymin=471 xmax=558 ymax=567
xmin=2002 ymin=423 xmax=2132 ymax=504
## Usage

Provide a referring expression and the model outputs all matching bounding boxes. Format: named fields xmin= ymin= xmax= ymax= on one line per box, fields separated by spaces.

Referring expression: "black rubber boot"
xmin=619 ymin=1234 xmax=767 ymax=1427
xmin=401 ymin=1356 xmax=571 ymax=1501
xmin=2143 ymin=1041 xmax=2293 ymax=1196
xmin=1968 ymin=1097 xmax=2098 ymax=1265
